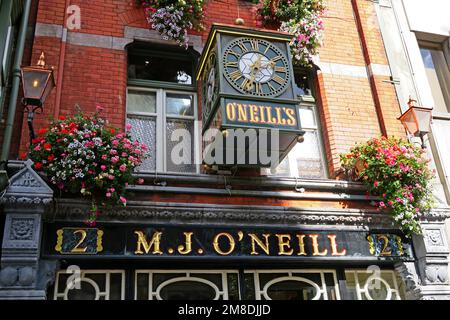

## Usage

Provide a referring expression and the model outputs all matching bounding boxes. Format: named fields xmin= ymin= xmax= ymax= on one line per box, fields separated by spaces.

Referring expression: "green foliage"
xmin=340 ymin=136 xmax=435 ymax=236
xmin=29 ymin=110 xmax=148 ymax=225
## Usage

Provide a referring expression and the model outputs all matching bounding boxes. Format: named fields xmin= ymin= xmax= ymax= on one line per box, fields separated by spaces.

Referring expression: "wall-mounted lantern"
xmin=20 ymin=52 xmax=55 ymax=142
xmin=398 ymin=98 xmax=433 ymax=149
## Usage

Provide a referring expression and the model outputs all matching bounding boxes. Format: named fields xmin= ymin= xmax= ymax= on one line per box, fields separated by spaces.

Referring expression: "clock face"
xmin=223 ymin=38 xmax=291 ymax=97
xmin=202 ymin=50 xmax=218 ymax=123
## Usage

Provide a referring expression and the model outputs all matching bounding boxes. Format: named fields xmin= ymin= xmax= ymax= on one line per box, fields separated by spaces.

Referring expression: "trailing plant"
xmin=141 ymin=0 xmax=205 ymax=48
xmin=340 ymin=136 xmax=435 ymax=237
xmin=29 ymin=108 xmax=148 ymax=226
xmin=256 ymin=0 xmax=325 ymax=67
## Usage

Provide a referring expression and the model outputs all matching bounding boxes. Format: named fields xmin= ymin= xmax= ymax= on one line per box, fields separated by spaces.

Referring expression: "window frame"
xmin=418 ymin=40 xmax=450 ymax=116
xmin=127 ymin=48 xmax=197 ymax=91
xmin=126 ymin=86 xmax=200 ymax=174
xmin=53 ymin=269 xmax=126 ymax=300
xmin=263 ymin=68 xmax=328 ymax=179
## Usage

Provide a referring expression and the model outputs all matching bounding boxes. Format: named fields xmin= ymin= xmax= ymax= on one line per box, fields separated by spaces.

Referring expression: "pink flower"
xmin=374 ymin=181 xmax=379 ymax=187
xmin=112 ymin=140 xmax=119 ymax=146
xmin=111 ymin=156 xmax=119 ymax=163
xmin=125 ymin=123 xmax=132 ymax=130
xmin=137 ymin=178 xmax=144 ymax=185
xmin=379 ymin=201 xmax=386 ymax=208
xmin=121 ymin=152 xmax=128 ymax=157
xmin=119 ymin=164 xmax=126 ymax=172
xmin=101 ymin=165 xmax=106 ymax=171
xmin=106 ymin=192 xmax=112 ymax=198
xmin=109 ymin=149 xmax=117 ymax=155
xmin=120 ymin=196 xmax=127 ymax=204
xmin=109 ymin=188 xmax=115 ymax=192
xmin=108 ymin=174 xmax=114 ymax=180
xmin=96 ymin=104 xmax=104 ymax=112
xmin=101 ymin=154 xmax=108 ymax=160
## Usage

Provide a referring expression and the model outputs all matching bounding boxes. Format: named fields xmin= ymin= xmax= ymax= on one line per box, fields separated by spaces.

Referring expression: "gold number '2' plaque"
xmin=55 ymin=228 xmax=104 ymax=254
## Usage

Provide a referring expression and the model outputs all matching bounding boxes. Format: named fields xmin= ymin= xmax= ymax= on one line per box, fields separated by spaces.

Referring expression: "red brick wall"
xmin=13 ymin=0 xmax=406 ymax=179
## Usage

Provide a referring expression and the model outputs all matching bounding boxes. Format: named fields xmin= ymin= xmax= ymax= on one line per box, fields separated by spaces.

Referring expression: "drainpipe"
xmin=0 ymin=0 xmax=32 ymax=189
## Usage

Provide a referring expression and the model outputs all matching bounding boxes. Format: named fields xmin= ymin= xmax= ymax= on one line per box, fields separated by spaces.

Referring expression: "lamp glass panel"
xmin=22 ymin=69 xmax=49 ymax=99
xmin=414 ymin=109 xmax=432 ymax=133
xmin=41 ymin=74 xmax=55 ymax=103
xmin=400 ymin=110 xmax=418 ymax=135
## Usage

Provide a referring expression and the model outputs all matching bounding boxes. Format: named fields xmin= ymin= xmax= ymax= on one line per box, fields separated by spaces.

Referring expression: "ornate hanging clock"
xmin=196 ymin=25 xmax=304 ymax=168
xmin=201 ymin=49 xmax=219 ymax=124
xmin=222 ymin=38 xmax=291 ymax=97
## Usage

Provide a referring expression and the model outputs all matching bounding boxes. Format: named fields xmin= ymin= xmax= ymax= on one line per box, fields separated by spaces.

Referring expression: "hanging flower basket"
xmin=141 ymin=0 xmax=205 ymax=48
xmin=256 ymin=0 xmax=325 ymax=67
xmin=340 ymin=136 xmax=435 ymax=237
xmin=28 ymin=108 xmax=149 ymax=226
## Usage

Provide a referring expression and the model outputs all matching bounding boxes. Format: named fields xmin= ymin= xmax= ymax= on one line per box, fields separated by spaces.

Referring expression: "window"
xmin=53 ymin=267 xmax=406 ymax=300
xmin=419 ymin=44 xmax=450 ymax=113
xmin=127 ymin=43 xmax=199 ymax=173
xmin=135 ymin=270 xmax=240 ymax=300
xmin=267 ymin=70 xmax=327 ymax=178
xmin=245 ymin=269 xmax=339 ymax=300
xmin=53 ymin=270 xmax=125 ymax=300
xmin=344 ymin=269 xmax=405 ymax=300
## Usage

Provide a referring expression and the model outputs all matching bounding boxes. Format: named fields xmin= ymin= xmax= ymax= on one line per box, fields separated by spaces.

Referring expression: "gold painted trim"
xmin=55 ymin=229 xmax=63 ymax=253
xmin=197 ymin=29 xmax=217 ymax=80
xmin=97 ymin=229 xmax=104 ymax=253
xmin=396 ymin=236 xmax=404 ymax=256
xmin=367 ymin=235 xmax=375 ymax=255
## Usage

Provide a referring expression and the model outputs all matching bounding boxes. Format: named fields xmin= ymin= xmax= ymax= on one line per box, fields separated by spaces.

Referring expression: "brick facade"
xmin=7 ymin=0 xmax=406 ymax=209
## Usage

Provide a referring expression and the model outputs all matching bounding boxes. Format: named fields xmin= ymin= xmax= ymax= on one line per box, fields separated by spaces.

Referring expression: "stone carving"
xmin=18 ymin=267 xmax=35 ymax=286
xmin=0 ymin=159 xmax=53 ymax=207
xmin=394 ymin=262 xmax=422 ymax=300
xmin=52 ymin=201 xmax=395 ymax=227
xmin=424 ymin=229 xmax=444 ymax=247
xmin=425 ymin=265 xmax=448 ymax=284
xmin=11 ymin=172 xmax=41 ymax=188
xmin=10 ymin=218 xmax=34 ymax=241
xmin=0 ymin=267 xmax=18 ymax=287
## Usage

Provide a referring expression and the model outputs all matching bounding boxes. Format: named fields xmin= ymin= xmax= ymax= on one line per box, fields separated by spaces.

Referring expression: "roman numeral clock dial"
xmin=222 ymin=38 xmax=291 ymax=97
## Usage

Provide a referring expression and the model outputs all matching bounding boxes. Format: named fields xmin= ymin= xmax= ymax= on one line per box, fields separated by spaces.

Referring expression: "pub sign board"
xmin=43 ymin=223 xmax=414 ymax=262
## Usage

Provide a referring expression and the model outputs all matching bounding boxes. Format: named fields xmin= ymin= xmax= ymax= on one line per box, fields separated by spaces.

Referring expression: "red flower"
xmin=47 ymin=154 xmax=55 ymax=162
xmin=19 ymin=152 xmax=28 ymax=160
xmin=31 ymin=138 xmax=40 ymax=144
xmin=43 ymin=143 xmax=52 ymax=151
xmin=38 ymin=128 xmax=47 ymax=135
xmin=59 ymin=115 xmax=65 ymax=120
xmin=34 ymin=162 xmax=42 ymax=170
xmin=110 ymin=128 xmax=116 ymax=134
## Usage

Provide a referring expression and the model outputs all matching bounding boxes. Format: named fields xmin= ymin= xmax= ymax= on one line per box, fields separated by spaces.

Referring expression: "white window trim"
xmin=263 ymin=101 xmax=327 ymax=179
xmin=245 ymin=269 xmax=340 ymax=301
xmin=134 ymin=269 xmax=240 ymax=300
xmin=344 ymin=269 xmax=403 ymax=300
xmin=126 ymin=86 xmax=200 ymax=174
xmin=53 ymin=269 xmax=126 ymax=300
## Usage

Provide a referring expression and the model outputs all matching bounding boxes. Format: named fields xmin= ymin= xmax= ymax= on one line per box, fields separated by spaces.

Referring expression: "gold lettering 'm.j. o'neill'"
xmin=225 ymin=103 xmax=297 ymax=126
xmin=134 ymin=231 xmax=163 ymax=255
